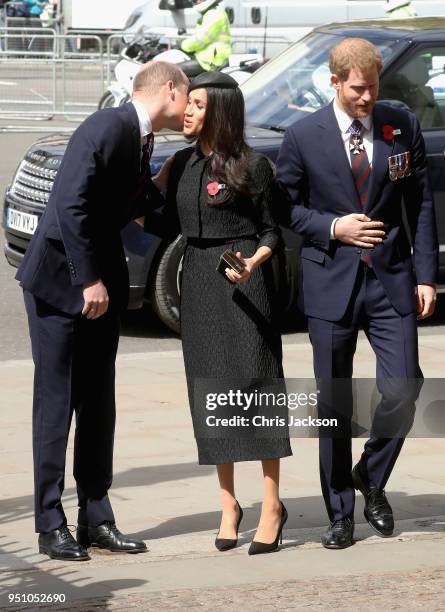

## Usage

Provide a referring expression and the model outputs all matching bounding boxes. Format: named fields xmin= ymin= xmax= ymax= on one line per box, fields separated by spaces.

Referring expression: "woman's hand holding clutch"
xmin=224 ymin=252 xmax=253 ymax=284
xmin=225 ymin=247 xmax=273 ymax=284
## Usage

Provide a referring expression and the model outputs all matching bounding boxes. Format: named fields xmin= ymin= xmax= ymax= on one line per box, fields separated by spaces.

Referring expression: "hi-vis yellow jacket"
xmin=181 ymin=4 xmax=232 ymax=71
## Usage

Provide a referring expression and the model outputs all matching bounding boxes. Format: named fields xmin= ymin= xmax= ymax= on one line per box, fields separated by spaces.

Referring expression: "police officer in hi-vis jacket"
xmin=179 ymin=0 xmax=232 ymax=77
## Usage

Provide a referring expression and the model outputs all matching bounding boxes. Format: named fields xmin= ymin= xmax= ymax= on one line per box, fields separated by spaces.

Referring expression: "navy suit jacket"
xmin=276 ymin=102 xmax=438 ymax=321
xmin=16 ymin=103 xmax=161 ymax=315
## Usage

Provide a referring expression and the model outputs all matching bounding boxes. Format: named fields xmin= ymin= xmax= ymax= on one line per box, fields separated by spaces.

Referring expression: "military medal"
xmin=348 ymin=122 xmax=365 ymax=155
xmin=397 ymin=155 xmax=405 ymax=179
xmin=388 ymin=152 xmax=411 ymax=182
xmin=388 ymin=154 xmax=397 ymax=181
xmin=403 ymin=151 xmax=411 ymax=177
xmin=389 ymin=160 xmax=398 ymax=181
xmin=350 ymin=135 xmax=364 ymax=155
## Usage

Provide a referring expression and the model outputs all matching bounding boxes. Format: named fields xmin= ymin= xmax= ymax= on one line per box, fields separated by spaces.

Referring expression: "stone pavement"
xmin=6 ymin=567 xmax=445 ymax=611
xmin=0 ymin=332 xmax=444 ymax=611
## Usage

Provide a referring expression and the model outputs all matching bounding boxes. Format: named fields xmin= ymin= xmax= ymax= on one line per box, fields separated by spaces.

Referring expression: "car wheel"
xmin=150 ymin=236 xmax=185 ymax=334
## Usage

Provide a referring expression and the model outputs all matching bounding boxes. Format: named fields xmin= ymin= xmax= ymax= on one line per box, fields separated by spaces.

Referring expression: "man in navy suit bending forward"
xmin=16 ymin=61 xmax=189 ymax=561
xmin=276 ymin=38 xmax=438 ymax=549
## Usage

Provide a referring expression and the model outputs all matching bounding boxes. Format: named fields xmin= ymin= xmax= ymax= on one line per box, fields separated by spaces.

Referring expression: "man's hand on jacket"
xmin=334 ymin=213 xmax=386 ymax=248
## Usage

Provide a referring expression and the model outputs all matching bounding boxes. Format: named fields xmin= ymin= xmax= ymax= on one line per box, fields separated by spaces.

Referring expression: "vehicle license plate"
xmin=6 ymin=208 xmax=38 ymax=235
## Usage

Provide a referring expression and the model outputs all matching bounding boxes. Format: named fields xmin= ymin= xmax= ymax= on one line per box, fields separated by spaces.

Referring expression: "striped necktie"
xmin=348 ymin=119 xmax=372 ymax=266
xmin=348 ymin=119 xmax=371 ymax=208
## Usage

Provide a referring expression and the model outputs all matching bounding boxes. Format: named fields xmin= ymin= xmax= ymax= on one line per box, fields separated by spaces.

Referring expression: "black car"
xmin=3 ymin=17 xmax=445 ymax=332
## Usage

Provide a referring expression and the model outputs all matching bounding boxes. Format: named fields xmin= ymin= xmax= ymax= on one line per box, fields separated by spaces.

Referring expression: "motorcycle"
xmin=99 ymin=32 xmax=264 ymax=110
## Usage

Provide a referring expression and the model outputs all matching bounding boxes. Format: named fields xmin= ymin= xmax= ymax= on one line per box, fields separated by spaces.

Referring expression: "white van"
xmin=122 ymin=0 xmax=445 ymax=56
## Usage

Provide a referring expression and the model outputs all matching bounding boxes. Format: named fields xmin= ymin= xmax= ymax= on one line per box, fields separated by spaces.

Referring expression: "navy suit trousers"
xmin=24 ymin=290 xmax=119 ymax=533
xmin=307 ymin=264 xmax=422 ymax=522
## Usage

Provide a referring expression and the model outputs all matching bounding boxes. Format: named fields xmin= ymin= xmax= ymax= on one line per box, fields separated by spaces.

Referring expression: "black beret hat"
xmin=188 ymin=71 xmax=239 ymax=92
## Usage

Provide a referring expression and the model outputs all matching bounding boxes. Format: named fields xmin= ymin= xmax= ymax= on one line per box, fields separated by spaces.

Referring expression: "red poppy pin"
xmin=382 ymin=125 xmax=402 ymax=141
xmin=207 ymin=181 xmax=226 ymax=196
xmin=382 ymin=124 xmax=394 ymax=141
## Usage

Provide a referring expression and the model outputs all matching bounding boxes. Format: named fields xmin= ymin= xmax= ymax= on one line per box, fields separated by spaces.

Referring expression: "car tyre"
xmin=150 ymin=235 xmax=185 ymax=334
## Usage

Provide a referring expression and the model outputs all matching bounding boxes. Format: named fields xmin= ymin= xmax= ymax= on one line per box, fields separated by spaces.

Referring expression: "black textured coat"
xmin=149 ymin=146 xmax=292 ymax=464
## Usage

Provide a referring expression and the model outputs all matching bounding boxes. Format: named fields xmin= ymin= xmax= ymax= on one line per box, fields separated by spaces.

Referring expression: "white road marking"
xmin=29 ymin=88 xmax=50 ymax=102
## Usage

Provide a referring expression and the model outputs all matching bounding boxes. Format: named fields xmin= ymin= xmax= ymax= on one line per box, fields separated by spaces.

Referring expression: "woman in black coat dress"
xmin=151 ymin=72 xmax=292 ymax=555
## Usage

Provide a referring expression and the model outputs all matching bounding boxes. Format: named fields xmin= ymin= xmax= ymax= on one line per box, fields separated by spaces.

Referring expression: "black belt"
xmin=186 ymin=235 xmax=257 ymax=247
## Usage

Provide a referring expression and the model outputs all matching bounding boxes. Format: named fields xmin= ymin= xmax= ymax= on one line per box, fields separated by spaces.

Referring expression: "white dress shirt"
xmin=330 ymin=98 xmax=374 ymax=239
xmin=131 ymin=99 xmax=153 ymax=158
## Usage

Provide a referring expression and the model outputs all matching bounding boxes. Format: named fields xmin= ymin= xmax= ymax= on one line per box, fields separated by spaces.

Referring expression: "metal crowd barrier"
xmin=0 ymin=26 xmax=291 ymax=124
xmin=0 ymin=28 xmax=104 ymax=120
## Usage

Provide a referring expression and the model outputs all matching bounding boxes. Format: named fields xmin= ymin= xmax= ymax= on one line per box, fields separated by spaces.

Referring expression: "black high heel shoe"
xmin=215 ymin=501 xmax=244 ymax=552
xmin=248 ymin=501 xmax=288 ymax=555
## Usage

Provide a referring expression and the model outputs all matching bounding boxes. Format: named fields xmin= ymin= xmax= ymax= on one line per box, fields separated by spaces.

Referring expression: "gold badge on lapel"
xmin=388 ymin=151 xmax=411 ymax=182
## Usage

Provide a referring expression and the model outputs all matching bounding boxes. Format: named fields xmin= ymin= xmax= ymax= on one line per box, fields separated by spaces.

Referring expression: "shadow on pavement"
xmin=130 ymin=493 xmax=445 ymax=540
xmin=0 ymin=535 xmax=147 ymax=610
xmin=0 ymin=463 xmax=214 ymax=526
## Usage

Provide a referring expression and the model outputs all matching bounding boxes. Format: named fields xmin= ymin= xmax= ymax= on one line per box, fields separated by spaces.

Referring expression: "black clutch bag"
xmin=216 ymin=249 xmax=246 ymax=283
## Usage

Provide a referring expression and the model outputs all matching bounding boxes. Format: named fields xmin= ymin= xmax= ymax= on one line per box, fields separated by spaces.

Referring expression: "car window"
xmin=379 ymin=47 xmax=445 ymax=129
xmin=242 ymin=32 xmax=407 ymax=131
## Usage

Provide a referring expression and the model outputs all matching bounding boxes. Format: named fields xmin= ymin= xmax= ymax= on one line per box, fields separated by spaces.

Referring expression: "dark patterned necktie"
xmin=141 ymin=132 xmax=154 ymax=174
xmin=132 ymin=133 xmax=154 ymax=205
xmin=348 ymin=119 xmax=372 ymax=266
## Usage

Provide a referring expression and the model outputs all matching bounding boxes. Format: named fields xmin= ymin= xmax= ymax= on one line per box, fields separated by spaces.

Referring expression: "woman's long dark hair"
xmin=194 ymin=86 xmax=255 ymax=204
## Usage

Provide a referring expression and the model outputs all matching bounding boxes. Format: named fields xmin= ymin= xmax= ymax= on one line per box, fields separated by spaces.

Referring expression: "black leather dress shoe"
xmin=76 ymin=521 xmax=147 ymax=553
xmin=321 ymin=518 xmax=354 ymax=549
xmin=39 ymin=526 xmax=90 ymax=561
xmin=352 ymin=463 xmax=394 ymax=537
